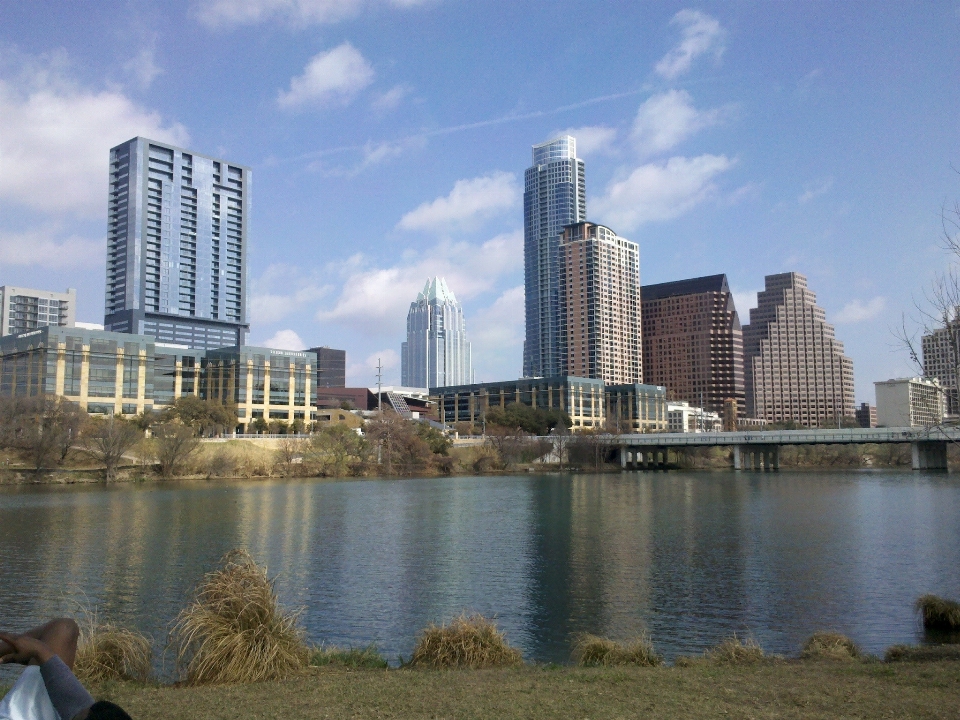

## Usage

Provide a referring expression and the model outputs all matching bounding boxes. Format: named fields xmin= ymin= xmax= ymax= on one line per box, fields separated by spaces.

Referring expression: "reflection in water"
xmin=0 ymin=471 xmax=958 ymax=671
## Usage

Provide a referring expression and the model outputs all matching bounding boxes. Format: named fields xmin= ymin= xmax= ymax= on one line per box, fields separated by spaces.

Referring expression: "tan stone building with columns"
xmin=0 ymin=326 xmax=317 ymax=431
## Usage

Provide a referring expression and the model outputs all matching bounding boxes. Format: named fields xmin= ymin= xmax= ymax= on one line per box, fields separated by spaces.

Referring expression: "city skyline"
xmin=1 ymin=2 xmax=958 ymax=400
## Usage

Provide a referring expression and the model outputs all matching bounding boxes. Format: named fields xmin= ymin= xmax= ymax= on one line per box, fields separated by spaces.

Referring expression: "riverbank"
xmin=96 ymin=661 xmax=960 ymax=719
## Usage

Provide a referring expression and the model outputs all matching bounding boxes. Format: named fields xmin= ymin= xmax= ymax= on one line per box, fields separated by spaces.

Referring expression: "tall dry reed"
xmin=171 ymin=549 xmax=309 ymax=684
xmin=572 ymin=634 xmax=662 ymax=667
xmin=709 ymin=635 xmax=766 ymax=664
xmin=408 ymin=614 xmax=522 ymax=669
xmin=800 ymin=631 xmax=861 ymax=661
xmin=74 ymin=621 xmax=152 ymax=684
xmin=916 ymin=594 xmax=960 ymax=631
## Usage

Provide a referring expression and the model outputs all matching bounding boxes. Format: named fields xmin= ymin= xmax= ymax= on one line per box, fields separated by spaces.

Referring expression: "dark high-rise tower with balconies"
xmin=104 ymin=137 xmax=249 ymax=349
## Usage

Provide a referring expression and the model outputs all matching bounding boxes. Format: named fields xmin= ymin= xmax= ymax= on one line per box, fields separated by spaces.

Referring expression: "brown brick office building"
xmin=640 ymin=274 xmax=745 ymax=420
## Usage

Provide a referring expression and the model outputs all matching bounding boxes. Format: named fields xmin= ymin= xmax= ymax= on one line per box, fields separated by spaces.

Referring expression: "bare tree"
xmin=897 ymin=194 xmax=960 ymax=422
xmin=154 ymin=423 xmax=202 ymax=478
xmin=81 ymin=417 xmax=142 ymax=481
xmin=0 ymin=396 xmax=88 ymax=472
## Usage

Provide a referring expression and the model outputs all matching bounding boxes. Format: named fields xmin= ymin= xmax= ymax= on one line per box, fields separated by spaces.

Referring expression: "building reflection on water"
xmin=1 ymin=471 xmax=958 ymax=670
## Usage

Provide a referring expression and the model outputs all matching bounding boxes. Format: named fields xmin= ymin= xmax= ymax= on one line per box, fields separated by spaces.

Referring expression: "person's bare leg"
xmin=0 ymin=618 xmax=80 ymax=668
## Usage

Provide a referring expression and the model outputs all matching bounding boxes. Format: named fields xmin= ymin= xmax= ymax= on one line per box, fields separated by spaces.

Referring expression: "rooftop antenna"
xmin=376 ymin=357 xmax=383 ymax=415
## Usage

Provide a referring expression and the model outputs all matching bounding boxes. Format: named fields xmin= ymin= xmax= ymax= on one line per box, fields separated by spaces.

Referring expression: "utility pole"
xmin=376 ymin=357 xmax=383 ymax=416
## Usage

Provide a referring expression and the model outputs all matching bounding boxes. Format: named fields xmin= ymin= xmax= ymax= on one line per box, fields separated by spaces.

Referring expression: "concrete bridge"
xmin=612 ymin=426 xmax=960 ymax=471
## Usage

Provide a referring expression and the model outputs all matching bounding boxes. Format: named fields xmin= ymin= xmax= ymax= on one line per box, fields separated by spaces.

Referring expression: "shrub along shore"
xmin=3 ymin=395 xmax=954 ymax=485
xmin=11 ymin=551 xmax=955 ymax=719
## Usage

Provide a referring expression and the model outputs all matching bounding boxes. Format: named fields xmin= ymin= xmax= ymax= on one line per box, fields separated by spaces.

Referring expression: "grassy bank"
xmin=98 ymin=662 xmax=960 ymax=720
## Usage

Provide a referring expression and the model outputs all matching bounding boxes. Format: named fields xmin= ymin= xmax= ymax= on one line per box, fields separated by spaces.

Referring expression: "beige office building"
xmin=875 ymin=377 xmax=945 ymax=427
xmin=922 ymin=324 xmax=958 ymax=416
xmin=0 ymin=286 xmax=76 ymax=337
xmin=558 ymin=222 xmax=641 ymax=384
xmin=743 ymin=272 xmax=854 ymax=425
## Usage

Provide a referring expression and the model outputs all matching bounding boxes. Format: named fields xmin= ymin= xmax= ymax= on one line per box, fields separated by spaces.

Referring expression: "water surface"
xmin=0 ymin=470 xmax=957 ymax=671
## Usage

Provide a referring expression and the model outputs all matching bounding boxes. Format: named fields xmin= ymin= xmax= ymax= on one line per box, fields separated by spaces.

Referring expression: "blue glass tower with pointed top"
xmin=401 ymin=277 xmax=474 ymax=389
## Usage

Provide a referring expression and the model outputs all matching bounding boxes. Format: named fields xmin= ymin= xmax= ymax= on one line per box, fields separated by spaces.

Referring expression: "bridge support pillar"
xmin=753 ymin=449 xmax=762 ymax=470
xmin=912 ymin=441 xmax=948 ymax=470
xmin=733 ymin=444 xmax=741 ymax=470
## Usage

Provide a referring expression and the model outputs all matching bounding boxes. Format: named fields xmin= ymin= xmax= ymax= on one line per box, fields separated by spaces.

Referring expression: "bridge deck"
xmin=613 ymin=427 xmax=960 ymax=447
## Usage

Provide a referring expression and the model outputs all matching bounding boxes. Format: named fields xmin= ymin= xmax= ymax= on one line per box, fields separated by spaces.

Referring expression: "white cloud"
xmin=372 ymin=84 xmax=410 ymax=111
xmin=277 ymin=43 xmax=374 ymax=109
xmin=249 ymin=264 xmax=330 ymax=324
xmin=553 ymin=126 xmax=617 ymax=157
xmin=195 ymin=0 xmax=427 ymax=27
xmin=0 ymin=57 xmax=188 ymax=217
xmin=832 ymin=296 xmax=886 ymax=324
xmin=260 ymin=329 xmax=308 ymax=350
xmin=469 ymin=285 xmax=524 ymax=381
xmin=631 ymin=89 xmax=723 ymax=157
xmin=798 ymin=177 xmax=834 ymax=204
xmin=0 ymin=227 xmax=105 ymax=269
xmin=397 ymin=172 xmax=518 ymax=232
xmin=731 ymin=289 xmax=759 ymax=319
xmin=347 ymin=348 xmax=400 ymax=386
xmin=655 ymin=9 xmax=726 ymax=80
xmin=591 ymin=154 xmax=736 ymax=231
xmin=123 ymin=47 xmax=163 ymax=90
xmin=317 ymin=230 xmax=522 ymax=333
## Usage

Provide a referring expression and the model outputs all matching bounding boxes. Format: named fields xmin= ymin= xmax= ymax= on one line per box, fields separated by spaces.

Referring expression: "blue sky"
xmin=1 ymin=1 xmax=958 ymax=401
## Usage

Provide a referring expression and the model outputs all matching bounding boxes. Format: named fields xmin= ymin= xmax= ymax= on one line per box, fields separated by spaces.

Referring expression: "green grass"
xmin=96 ymin=661 xmax=960 ymax=720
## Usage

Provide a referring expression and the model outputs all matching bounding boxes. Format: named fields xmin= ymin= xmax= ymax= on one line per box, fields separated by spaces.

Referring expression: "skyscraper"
xmin=743 ymin=272 xmax=854 ymax=425
xmin=640 ymin=274 xmax=745 ymax=418
xmin=401 ymin=277 xmax=473 ymax=389
xmin=523 ymin=136 xmax=586 ymax=378
xmin=558 ymin=222 xmax=642 ymax=384
xmin=104 ymin=137 xmax=250 ymax=350
xmin=922 ymin=324 xmax=958 ymax=416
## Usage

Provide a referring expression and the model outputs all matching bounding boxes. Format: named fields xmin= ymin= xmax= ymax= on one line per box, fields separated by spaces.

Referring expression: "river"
xmin=0 ymin=470 xmax=957 ymax=672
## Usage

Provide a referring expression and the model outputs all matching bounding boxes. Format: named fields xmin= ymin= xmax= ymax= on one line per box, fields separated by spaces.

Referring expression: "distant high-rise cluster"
xmin=402 ymin=277 xmax=473 ymax=389
xmin=510 ymin=134 xmax=856 ymax=429
xmin=104 ymin=137 xmax=249 ymax=350
xmin=743 ymin=272 xmax=854 ymax=425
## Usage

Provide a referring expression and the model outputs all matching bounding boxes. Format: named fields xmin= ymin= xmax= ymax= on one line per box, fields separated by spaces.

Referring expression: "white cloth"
xmin=0 ymin=667 xmax=59 ymax=720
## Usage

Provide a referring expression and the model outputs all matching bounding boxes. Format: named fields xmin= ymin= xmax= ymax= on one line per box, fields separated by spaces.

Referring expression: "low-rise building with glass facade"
xmin=433 ymin=376 xmax=666 ymax=432
xmin=0 ymin=327 xmax=317 ymax=431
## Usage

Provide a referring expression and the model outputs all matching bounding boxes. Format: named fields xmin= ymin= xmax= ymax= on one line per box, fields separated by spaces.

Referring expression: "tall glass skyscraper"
xmin=104 ymin=137 xmax=249 ymax=349
xmin=523 ymin=135 xmax=586 ymax=378
xmin=401 ymin=277 xmax=473 ymax=389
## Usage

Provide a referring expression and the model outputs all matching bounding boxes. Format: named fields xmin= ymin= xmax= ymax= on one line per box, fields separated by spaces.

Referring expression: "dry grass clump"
xmin=695 ymin=635 xmax=767 ymax=665
xmin=800 ymin=631 xmax=862 ymax=661
xmin=572 ymin=634 xmax=662 ymax=667
xmin=311 ymin=644 xmax=389 ymax=669
xmin=407 ymin=614 xmax=523 ymax=669
xmin=916 ymin=594 xmax=960 ymax=631
xmin=885 ymin=644 xmax=960 ymax=662
xmin=171 ymin=549 xmax=309 ymax=684
xmin=74 ymin=622 xmax=152 ymax=683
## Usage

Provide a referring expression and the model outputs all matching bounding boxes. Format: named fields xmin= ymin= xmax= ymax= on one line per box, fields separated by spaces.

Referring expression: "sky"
xmin=1 ymin=1 xmax=958 ymax=401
